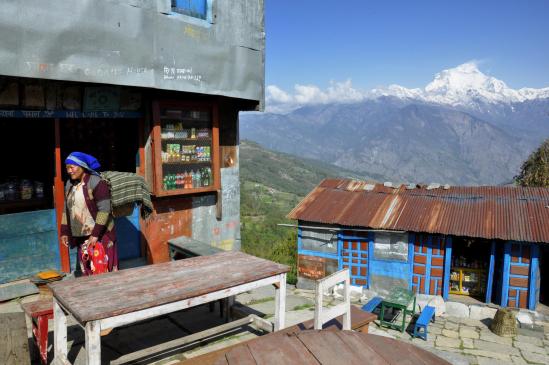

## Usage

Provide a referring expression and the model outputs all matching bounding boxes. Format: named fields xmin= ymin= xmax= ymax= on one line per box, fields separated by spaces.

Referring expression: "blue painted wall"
xmin=368 ymin=232 xmax=410 ymax=295
xmin=0 ymin=209 xmax=60 ymax=284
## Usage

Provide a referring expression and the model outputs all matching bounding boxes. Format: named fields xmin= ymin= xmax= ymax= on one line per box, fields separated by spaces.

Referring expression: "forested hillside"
xmin=239 ymin=140 xmax=370 ymax=283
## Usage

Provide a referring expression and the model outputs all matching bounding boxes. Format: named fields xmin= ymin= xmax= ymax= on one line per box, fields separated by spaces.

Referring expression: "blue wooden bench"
xmin=361 ymin=296 xmax=383 ymax=313
xmin=413 ymin=305 xmax=435 ymax=340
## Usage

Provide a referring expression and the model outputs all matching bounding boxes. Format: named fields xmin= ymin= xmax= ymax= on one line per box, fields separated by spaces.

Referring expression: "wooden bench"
xmin=413 ymin=305 xmax=435 ymax=340
xmin=361 ymin=296 xmax=383 ymax=313
xmin=21 ymin=299 xmax=54 ymax=365
xmin=178 ymin=306 xmax=378 ymax=365
xmin=168 ymin=236 xmax=223 ymax=260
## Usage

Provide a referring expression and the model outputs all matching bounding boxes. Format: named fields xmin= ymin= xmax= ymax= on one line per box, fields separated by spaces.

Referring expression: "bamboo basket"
xmin=490 ymin=308 xmax=517 ymax=337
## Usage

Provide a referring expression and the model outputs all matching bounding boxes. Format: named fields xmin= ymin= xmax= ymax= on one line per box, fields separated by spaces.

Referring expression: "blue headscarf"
xmin=65 ymin=152 xmax=101 ymax=176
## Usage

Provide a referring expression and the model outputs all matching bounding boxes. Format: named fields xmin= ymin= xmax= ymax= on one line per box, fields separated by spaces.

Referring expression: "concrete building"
xmin=0 ymin=0 xmax=264 ymax=283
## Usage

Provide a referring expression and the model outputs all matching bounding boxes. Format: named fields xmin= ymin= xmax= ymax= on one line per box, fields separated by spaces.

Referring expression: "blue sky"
xmin=265 ymin=0 xmax=549 ymax=91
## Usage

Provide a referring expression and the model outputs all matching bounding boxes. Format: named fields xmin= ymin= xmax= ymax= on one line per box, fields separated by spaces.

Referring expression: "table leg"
xmin=24 ymin=312 xmax=37 ymax=362
xmin=274 ymin=273 xmax=286 ymax=331
xmin=85 ymin=321 xmax=101 ymax=365
xmin=38 ymin=314 xmax=50 ymax=364
xmin=380 ymin=302 xmax=386 ymax=327
xmin=225 ymin=296 xmax=235 ymax=323
xmin=53 ymin=299 xmax=68 ymax=362
xmin=401 ymin=306 xmax=406 ymax=332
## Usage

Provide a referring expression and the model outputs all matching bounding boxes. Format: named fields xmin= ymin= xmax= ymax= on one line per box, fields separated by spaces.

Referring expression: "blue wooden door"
xmin=114 ymin=204 xmax=141 ymax=260
xmin=338 ymin=231 xmax=370 ymax=287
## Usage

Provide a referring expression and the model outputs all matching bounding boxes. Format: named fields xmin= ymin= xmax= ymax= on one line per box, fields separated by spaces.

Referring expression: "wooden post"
xmin=343 ymin=273 xmax=351 ymax=330
xmin=54 ymin=118 xmax=70 ymax=272
xmin=85 ymin=321 xmax=101 ymax=365
xmin=274 ymin=273 xmax=287 ymax=331
xmin=314 ymin=279 xmax=323 ymax=330
xmin=53 ymin=299 xmax=67 ymax=362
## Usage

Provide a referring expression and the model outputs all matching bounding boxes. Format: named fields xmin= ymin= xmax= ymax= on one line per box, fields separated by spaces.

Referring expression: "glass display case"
xmin=152 ymin=101 xmax=220 ymax=196
xmin=449 ymin=267 xmax=486 ymax=296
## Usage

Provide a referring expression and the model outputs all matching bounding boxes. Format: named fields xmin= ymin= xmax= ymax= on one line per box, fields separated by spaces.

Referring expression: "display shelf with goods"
xmin=0 ymin=178 xmax=48 ymax=215
xmin=152 ymin=101 xmax=220 ymax=196
xmin=450 ymin=267 xmax=487 ymax=296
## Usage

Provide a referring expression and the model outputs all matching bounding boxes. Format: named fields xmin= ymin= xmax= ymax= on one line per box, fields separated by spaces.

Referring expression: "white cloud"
xmin=265 ymin=79 xmax=368 ymax=113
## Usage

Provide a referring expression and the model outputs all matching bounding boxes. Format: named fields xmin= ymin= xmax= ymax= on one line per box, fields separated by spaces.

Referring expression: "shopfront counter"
xmin=0 ymin=209 xmax=60 ymax=284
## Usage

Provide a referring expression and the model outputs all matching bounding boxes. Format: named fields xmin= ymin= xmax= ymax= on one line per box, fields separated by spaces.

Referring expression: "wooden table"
xmin=379 ymin=287 xmax=416 ymax=332
xmin=208 ymin=330 xmax=450 ymax=365
xmin=49 ymin=251 xmax=289 ymax=365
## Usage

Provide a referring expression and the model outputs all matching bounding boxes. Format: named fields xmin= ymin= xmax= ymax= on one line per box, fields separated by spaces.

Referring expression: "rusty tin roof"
xmin=287 ymin=179 xmax=549 ymax=243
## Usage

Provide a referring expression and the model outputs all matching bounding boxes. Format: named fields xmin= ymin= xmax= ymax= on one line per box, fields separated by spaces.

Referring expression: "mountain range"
xmin=241 ymin=63 xmax=549 ymax=185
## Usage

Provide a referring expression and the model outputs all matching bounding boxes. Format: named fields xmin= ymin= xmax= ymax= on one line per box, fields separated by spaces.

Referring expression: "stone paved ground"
xmin=2 ymin=281 xmax=548 ymax=364
xmin=365 ymin=312 xmax=549 ymax=365
xmin=235 ymin=286 xmax=549 ymax=365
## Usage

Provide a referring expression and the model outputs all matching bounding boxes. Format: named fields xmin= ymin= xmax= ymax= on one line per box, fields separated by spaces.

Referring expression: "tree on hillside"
xmin=515 ymin=138 xmax=549 ymax=187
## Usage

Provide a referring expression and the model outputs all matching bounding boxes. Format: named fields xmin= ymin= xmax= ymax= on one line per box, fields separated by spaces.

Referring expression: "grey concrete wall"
xmin=0 ymin=0 xmax=264 ymax=108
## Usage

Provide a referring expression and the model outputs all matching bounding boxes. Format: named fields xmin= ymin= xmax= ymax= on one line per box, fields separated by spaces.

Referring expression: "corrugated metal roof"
xmin=287 ymin=179 xmax=549 ymax=243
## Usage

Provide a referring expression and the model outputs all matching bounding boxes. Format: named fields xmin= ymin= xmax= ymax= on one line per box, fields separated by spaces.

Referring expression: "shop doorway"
xmin=60 ymin=118 xmax=138 ymax=173
xmin=0 ymin=118 xmax=55 ymax=214
xmin=450 ymin=237 xmax=493 ymax=301
xmin=59 ymin=118 xmax=142 ymax=262
xmin=0 ymin=118 xmax=60 ymax=283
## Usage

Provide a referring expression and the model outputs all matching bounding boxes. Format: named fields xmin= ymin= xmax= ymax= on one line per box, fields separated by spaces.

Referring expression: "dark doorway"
xmin=450 ymin=237 xmax=492 ymax=301
xmin=60 ymin=118 xmax=138 ymax=173
xmin=539 ymin=246 xmax=549 ymax=305
xmin=0 ymin=118 xmax=55 ymax=214
xmin=59 ymin=118 xmax=142 ymax=261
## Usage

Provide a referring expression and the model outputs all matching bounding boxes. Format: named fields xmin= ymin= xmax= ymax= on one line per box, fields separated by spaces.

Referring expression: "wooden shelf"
xmin=160 ymin=117 xmax=210 ymax=122
xmin=0 ymin=198 xmax=50 ymax=214
xmin=0 ymin=198 xmax=47 ymax=208
xmin=161 ymin=138 xmax=211 ymax=142
xmin=152 ymin=101 xmax=221 ymax=196
xmin=162 ymin=161 xmax=211 ymax=165
xmin=153 ymin=185 xmax=217 ymax=197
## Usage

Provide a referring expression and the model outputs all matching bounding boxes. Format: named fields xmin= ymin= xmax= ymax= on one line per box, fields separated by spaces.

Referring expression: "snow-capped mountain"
xmin=372 ymin=62 xmax=549 ymax=108
xmin=243 ymin=62 xmax=549 ymax=186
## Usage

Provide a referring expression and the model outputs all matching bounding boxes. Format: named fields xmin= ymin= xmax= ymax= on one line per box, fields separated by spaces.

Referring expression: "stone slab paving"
xmin=366 ymin=312 xmax=549 ymax=365
xmin=2 ymin=283 xmax=549 ymax=365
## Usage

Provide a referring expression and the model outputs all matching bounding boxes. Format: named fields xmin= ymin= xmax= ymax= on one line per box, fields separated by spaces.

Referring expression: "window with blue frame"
xmin=172 ymin=0 xmax=208 ymax=20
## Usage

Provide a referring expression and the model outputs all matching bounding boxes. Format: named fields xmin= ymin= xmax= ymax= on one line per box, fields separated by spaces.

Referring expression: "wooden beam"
xmin=250 ymin=314 xmax=274 ymax=333
xmin=54 ymin=118 xmax=70 ymax=272
xmin=274 ymin=273 xmax=286 ymax=331
xmin=111 ymin=315 xmax=255 ymax=365
xmin=99 ymin=275 xmax=281 ymax=330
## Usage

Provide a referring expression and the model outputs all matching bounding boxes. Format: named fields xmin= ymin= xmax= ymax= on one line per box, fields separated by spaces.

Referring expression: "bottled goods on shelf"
xmin=163 ymin=168 xmax=212 ymax=191
xmin=161 ymin=144 xmax=211 ymax=163
xmin=451 ymin=256 xmax=487 ymax=269
xmin=161 ymin=124 xmax=210 ymax=140
xmin=0 ymin=178 xmax=45 ymax=201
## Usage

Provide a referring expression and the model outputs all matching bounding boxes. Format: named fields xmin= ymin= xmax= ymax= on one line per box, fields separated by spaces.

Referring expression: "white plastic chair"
xmin=314 ymin=268 xmax=351 ymax=330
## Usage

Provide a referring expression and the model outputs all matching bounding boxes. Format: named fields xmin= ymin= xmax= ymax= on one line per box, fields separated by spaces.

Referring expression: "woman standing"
xmin=60 ymin=152 xmax=118 ymax=276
